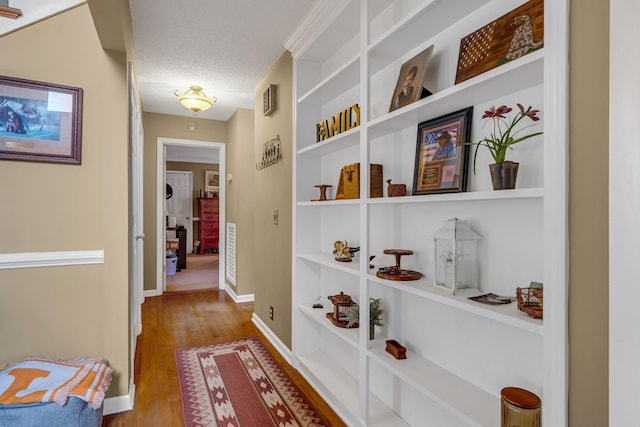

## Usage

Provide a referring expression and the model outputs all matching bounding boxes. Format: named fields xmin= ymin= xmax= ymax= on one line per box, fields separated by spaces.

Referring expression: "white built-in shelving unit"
xmin=287 ymin=0 xmax=568 ymax=425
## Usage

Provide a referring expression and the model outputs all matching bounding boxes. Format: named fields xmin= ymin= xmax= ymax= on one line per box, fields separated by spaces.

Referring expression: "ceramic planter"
xmin=489 ymin=161 xmax=519 ymax=190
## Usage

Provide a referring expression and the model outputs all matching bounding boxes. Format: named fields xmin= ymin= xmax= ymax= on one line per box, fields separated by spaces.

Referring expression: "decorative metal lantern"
xmin=432 ymin=218 xmax=482 ymax=294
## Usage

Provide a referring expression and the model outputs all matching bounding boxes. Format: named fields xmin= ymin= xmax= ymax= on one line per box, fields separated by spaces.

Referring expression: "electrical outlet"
xmin=269 ymin=306 xmax=274 ymax=320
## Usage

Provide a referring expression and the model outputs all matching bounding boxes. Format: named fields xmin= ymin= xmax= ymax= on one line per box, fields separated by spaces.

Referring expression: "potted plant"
xmin=347 ymin=298 xmax=384 ymax=340
xmin=471 ymin=103 xmax=542 ymax=190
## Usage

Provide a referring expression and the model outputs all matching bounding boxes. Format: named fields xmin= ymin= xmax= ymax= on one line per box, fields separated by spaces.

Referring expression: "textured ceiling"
xmin=1 ymin=1 xmax=315 ymax=121
xmin=129 ymin=0 xmax=316 ymax=121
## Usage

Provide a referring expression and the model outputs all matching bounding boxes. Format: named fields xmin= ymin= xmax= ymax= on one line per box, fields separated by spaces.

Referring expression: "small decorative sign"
xmin=263 ymin=84 xmax=277 ymax=116
xmin=455 ymin=0 xmax=543 ymax=84
xmin=316 ymin=104 xmax=360 ymax=143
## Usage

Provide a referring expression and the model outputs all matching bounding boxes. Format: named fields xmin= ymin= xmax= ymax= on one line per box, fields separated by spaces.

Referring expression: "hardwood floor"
xmin=102 ymin=290 xmax=345 ymax=426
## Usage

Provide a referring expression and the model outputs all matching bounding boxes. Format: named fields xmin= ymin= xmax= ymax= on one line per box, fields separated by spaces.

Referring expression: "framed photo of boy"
xmin=389 ymin=45 xmax=434 ymax=112
xmin=0 ymin=75 xmax=82 ymax=164
xmin=412 ymin=107 xmax=473 ymax=195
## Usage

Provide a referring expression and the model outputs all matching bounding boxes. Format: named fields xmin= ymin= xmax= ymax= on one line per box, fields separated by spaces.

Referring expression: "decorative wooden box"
xmin=385 ymin=339 xmax=407 ymax=360
xmin=335 ymin=163 xmax=383 ymax=199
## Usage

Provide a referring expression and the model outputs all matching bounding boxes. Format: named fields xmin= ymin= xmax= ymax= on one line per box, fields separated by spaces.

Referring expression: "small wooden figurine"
xmin=386 ymin=179 xmax=406 ymax=197
xmin=326 ymin=292 xmax=358 ymax=328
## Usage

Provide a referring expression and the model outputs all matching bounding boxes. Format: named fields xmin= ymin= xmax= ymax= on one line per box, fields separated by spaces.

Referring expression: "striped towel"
xmin=0 ymin=357 xmax=112 ymax=409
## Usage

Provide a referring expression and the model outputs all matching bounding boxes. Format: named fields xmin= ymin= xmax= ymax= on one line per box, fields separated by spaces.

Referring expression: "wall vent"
xmin=226 ymin=223 xmax=236 ymax=285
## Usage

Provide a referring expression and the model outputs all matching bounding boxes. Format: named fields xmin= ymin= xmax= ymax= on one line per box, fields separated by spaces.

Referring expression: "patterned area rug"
xmin=175 ymin=337 xmax=329 ymax=427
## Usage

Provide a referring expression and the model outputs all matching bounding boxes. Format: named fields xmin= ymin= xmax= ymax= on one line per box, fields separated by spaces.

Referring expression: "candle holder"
xmin=376 ymin=249 xmax=421 ymax=281
xmin=311 ymin=184 xmax=332 ymax=201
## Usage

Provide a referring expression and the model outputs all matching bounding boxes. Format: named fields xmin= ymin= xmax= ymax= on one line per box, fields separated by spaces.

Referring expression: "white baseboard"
xmin=103 ymin=380 xmax=135 ymax=415
xmin=143 ymin=289 xmax=159 ymax=298
xmin=223 ymin=283 xmax=254 ymax=303
xmin=252 ymin=313 xmax=293 ymax=365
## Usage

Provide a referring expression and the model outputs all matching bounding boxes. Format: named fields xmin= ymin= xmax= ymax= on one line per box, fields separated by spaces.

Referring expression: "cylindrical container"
xmin=501 ymin=387 xmax=541 ymax=427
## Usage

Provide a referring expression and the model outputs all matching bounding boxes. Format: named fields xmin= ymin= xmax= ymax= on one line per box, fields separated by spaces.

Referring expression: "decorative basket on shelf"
xmin=516 ymin=287 xmax=543 ymax=319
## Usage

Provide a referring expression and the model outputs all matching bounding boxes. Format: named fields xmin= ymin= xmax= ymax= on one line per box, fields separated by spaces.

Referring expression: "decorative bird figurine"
xmin=333 ymin=240 xmax=360 ymax=262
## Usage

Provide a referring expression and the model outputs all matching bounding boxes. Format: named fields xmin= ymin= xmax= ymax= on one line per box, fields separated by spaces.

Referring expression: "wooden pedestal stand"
xmin=376 ymin=249 xmax=421 ymax=281
xmin=312 ymin=184 xmax=332 ymax=201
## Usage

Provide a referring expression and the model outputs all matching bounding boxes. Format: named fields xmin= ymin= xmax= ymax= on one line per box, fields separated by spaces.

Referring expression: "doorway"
xmin=156 ymin=137 xmax=226 ymax=295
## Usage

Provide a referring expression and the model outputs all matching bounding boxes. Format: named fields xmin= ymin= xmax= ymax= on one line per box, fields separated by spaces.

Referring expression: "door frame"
xmin=156 ymin=137 xmax=225 ymax=295
xmin=166 ymin=170 xmax=194 ymax=253
xmin=128 ymin=62 xmax=143 ymax=403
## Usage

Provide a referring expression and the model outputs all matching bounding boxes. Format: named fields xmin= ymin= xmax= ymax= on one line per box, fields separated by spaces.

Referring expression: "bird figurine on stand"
xmin=333 ymin=240 xmax=360 ymax=262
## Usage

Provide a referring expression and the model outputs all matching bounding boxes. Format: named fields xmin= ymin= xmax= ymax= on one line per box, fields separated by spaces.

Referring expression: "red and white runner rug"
xmin=176 ymin=337 xmax=329 ymax=427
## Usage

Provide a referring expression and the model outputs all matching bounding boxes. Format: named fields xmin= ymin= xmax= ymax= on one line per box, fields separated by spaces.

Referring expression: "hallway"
xmin=165 ymin=253 xmax=219 ymax=293
xmin=102 ymin=290 xmax=344 ymax=426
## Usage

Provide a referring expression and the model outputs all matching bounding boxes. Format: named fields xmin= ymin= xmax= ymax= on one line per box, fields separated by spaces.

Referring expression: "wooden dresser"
xmin=198 ymin=197 xmax=219 ymax=254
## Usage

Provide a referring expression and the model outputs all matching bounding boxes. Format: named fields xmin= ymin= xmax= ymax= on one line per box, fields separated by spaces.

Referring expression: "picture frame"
xmin=205 ymin=170 xmax=219 ymax=193
xmin=389 ymin=45 xmax=434 ymax=113
xmin=412 ymin=107 xmax=473 ymax=195
xmin=455 ymin=0 xmax=543 ymax=84
xmin=263 ymin=84 xmax=277 ymax=116
xmin=0 ymin=75 xmax=82 ymax=164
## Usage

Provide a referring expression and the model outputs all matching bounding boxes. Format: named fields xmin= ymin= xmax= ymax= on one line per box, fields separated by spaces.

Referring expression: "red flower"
xmin=517 ymin=103 xmax=541 ymax=121
xmin=482 ymin=105 xmax=512 ymax=119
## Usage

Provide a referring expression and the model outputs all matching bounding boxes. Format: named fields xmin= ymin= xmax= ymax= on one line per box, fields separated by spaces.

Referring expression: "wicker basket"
xmin=516 ymin=287 xmax=543 ymax=319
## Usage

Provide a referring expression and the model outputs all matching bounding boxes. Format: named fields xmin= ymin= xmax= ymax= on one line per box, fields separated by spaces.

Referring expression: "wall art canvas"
xmin=0 ymin=75 xmax=82 ymax=164
xmin=455 ymin=0 xmax=543 ymax=84
xmin=412 ymin=107 xmax=473 ymax=195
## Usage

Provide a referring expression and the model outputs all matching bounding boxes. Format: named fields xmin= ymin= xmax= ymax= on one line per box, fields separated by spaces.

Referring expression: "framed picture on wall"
xmin=412 ymin=107 xmax=473 ymax=195
xmin=0 ymin=75 xmax=83 ymax=164
xmin=205 ymin=170 xmax=219 ymax=193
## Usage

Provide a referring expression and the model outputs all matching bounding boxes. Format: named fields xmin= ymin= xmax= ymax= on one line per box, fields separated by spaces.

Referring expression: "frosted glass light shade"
xmin=174 ymin=86 xmax=216 ymax=115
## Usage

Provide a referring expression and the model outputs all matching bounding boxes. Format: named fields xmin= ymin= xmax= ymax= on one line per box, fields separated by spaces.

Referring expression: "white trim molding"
xmin=143 ymin=289 xmax=159 ymax=298
xmin=284 ymin=0 xmax=350 ymax=58
xmin=103 ymin=381 xmax=135 ymax=415
xmin=252 ymin=313 xmax=293 ymax=365
xmin=222 ymin=284 xmax=254 ymax=303
xmin=0 ymin=250 xmax=104 ymax=270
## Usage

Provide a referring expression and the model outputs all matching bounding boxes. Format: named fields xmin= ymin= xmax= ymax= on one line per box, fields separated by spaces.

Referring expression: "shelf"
xmin=368 ymin=50 xmax=544 ymax=139
xmin=297 ymin=252 xmax=360 ymax=276
xmin=296 ymin=350 xmax=409 ymax=427
xmin=298 ymin=54 xmax=360 ymax=104
xmin=367 ymin=336 xmax=499 ymax=427
xmin=298 ymin=199 xmax=361 ymax=207
xmin=298 ymin=304 xmax=359 ymax=349
xmin=367 ymin=273 xmax=543 ymax=335
xmin=297 ymin=126 xmax=360 ymax=156
xmin=367 ymin=187 xmax=544 ymax=204
xmin=368 ymin=0 xmax=491 ymax=75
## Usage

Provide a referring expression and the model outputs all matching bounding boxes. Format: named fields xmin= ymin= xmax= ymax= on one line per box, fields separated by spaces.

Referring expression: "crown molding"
xmin=284 ymin=0 xmax=349 ymax=58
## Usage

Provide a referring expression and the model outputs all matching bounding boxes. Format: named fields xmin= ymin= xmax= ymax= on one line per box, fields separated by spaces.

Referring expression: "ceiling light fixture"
xmin=174 ymin=86 xmax=216 ymax=115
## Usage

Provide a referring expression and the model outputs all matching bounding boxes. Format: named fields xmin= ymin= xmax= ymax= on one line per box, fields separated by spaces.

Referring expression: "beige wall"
xmin=253 ymin=52 xmax=294 ymax=347
xmin=225 ymin=109 xmax=256 ymax=295
xmin=142 ymin=113 xmax=227 ymax=291
xmin=0 ymin=5 xmax=130 ymax=397
xmin=569 ymin=0 xmax=609 ymax=425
